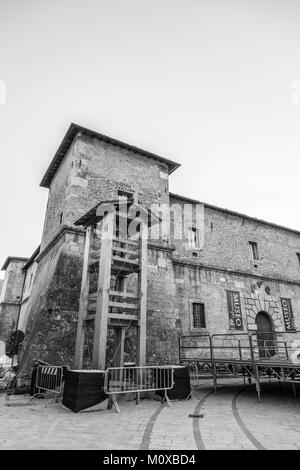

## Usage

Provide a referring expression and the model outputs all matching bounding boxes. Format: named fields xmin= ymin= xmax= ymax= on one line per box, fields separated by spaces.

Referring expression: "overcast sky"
xmin=0 ymin=0 xmax=300 ymax=278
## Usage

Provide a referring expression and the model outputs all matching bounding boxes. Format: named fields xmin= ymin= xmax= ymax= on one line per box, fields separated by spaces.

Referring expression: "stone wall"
xmin=146 ymin=246 xmax=179 ymax=364
xmin=19 ymin=230 xmax=85 ymax=375
xmin=171 ymin=262 xmax=300 ymax=336
xmin=40 ymin=140 xmax=77 ymax=250
xmin=0 ymin=259 xmax=27 ymax=346
xmin=41 ymin=133 xmax=170 ymax=251
xmin=17 ymin=130 xmax=300 ymax=373
xmin=170 ymin=194 xmax=300 ymax=283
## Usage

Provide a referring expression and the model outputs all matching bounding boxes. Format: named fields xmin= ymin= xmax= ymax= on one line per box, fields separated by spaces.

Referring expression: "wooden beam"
xmin=92 ymin=211 xmax=114 ymax=369
xmin=112 ymin=236 xmax=139 ymax=246
xmin=88 ymin=299 xmax=138 ymax=310
xmin=112 ymin=246 xmax=139 ymax=257
xmin=109 ymin=301 xmax=138 ymax=309
xmin=86 ymin=313 xmax=139 ymax=322
xmin=92 ymin=246 xmax=139 ymax=259
xmin=111 ymin=264 xmax=140 ymax=274
xmin=73 ymin=225 xmax=93 ymax=369
xmin=137 ymin=222 xmax=148 ymax=367
xmin=89 ymin=291 xmax=138 ymax=300
xmin=109 ymin=290 xmax=139 ymax=299
xmin=112 ymin=256 xmax=140 ymax=266
xmin=109 ymin=313 xmax=139 ymax=321
xmin=112 ymin=327 xmax=126 ymax=367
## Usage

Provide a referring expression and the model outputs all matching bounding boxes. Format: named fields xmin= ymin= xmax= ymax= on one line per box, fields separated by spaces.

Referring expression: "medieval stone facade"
xmin=1 ymin=123 xmax=299 ymax=379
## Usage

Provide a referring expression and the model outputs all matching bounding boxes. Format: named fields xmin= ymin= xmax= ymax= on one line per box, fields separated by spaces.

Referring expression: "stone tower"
xmin=19 ymin=123 xmax=179 ymax=377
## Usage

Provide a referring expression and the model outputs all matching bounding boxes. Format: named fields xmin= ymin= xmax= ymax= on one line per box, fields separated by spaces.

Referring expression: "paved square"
xmin=1 ymin=380 xmax=300 ymax=450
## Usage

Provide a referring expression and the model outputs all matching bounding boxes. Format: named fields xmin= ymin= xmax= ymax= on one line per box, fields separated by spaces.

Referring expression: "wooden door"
xmin=255 ymin=312 xmax=276 ymax=359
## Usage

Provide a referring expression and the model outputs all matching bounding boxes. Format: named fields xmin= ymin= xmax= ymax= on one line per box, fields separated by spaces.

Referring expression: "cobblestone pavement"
xmin=0 ymin=380 xmax=299 ymax=450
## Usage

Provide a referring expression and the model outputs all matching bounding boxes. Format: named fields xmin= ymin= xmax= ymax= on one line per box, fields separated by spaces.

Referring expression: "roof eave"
xmin=22 ymin=245 xmax=41 ymax=271
xmin=40 ymin=123 xmax=181 ymax=188
xmin=169 ymin=192 xmax=300 ymax=237
xmin=1 ymin=257 xmax=29 ymax=271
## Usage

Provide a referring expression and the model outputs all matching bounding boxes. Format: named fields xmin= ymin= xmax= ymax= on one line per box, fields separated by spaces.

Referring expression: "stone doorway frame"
xmin=244 ymin=285 xmax=283 ymax=332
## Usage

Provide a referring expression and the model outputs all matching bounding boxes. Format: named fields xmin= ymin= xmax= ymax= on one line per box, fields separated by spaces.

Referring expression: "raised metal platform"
xmin=179 ymin=332 xmax=300 ymax=399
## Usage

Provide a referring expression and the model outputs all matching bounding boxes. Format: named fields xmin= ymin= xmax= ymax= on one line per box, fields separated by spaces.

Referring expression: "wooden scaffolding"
xmin=73 ymin=198 xmax=155 ymax=370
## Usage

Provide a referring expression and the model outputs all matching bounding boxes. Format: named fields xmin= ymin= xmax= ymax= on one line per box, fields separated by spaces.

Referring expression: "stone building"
xmin=1 ymin=123 xmax=300 ymax=378
xmin=0 ymin=257 xmax=28 ymax=356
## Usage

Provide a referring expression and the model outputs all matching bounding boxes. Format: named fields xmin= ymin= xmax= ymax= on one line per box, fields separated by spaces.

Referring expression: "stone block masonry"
xmin=10 ymin=123 xmax=300 ymax=378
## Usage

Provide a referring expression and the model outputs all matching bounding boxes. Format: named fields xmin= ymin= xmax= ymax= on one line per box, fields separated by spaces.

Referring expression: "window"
xmin=249 ymin=241 xmax=259 ymax=260
xmin=59 ymin=213 xmax=63 ymax=225
xmin=297 ymin=253 xmax=300 ymax=267
xmin=187 ymin=227 xmax=200 ymax=249
xmin=192 ymin=303 xmax=206 ymax=329
xmin=118 ymin=189 xmax=134 ymax=200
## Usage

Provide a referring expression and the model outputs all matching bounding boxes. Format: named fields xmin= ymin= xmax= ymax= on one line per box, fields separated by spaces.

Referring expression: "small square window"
xmin=118 ymin=190 xmax=134 ymax=200
xmin=192 ymin=303 xmax=206 ymax=329
xmin=249 ymin=241 xmax=259 ymax=260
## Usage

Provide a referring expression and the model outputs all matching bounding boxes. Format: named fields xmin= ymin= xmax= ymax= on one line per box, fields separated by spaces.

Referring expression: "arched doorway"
xmin=255 ymin=311 xmax=276 ymax=359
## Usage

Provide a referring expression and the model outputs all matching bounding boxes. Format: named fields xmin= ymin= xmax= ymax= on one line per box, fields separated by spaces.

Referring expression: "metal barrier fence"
xmin=31 ymin=365 xmax=64 ymax=406
xmin=104 ymin=365 xmax=174 ymax=412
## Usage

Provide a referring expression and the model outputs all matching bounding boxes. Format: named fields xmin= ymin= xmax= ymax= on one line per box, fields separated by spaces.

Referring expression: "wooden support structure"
xmin=73 ymin=225 xmax=93 ymax=369
xmin=73 ymin=198 xmax=155 ymax=371
xmin=112 ymin=327 xmax=126 ymax=367
xmin=136 ymin=222 xmax=148 ymax=367
xmin=92 ymin=210 xmax=114 ymax=370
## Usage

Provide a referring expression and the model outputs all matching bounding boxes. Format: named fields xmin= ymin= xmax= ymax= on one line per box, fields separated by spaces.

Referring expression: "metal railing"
xmin=31 ymin=365 xmax=64 ymax=406
xmin=211 ymin=333 xmax=255 ymax=362
xmin=180 ymin=331 xmax=300 ymax=364
xmin=179 ymin=331 xmax=300 ymax=399
xmin=104 ymin=365 xmax=174 ymax=412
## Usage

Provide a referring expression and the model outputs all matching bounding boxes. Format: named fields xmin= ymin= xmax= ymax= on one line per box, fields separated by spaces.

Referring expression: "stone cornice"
xmin=37 ymin=226 xmax=85 ymax=263
xmin=172 ymin=258 xmax=300 ymax=287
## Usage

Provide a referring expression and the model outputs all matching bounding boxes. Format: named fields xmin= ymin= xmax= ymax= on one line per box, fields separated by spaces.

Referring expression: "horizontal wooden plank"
xmin=112 ymin=256 xmax=140 ymax=266
xmin=111 ymin=264 xmax=140 ymax=274
xmin=109 ymin=290 xmax=139 ymax=299
xmin=109 ymin=301 xmax=138 ymax=309
xmin=112 ymin=246 xmax=139 ymax=257
xmin=88 ymin=293 xmax=98 ymax=300
xmin=87 ymin=303 xmax=96 ymax=310
xmin=112 ymin=237 xmax=139 ymax=246
xmin=86 ymin=313 xmax=139 ymax=322
xmin=109 ymin=319 xmax=139 ymax=327
xmin=89 ymin=291 xmax=139 ymax=301
xmin=109 ymin=313 xmax=139 ymax=322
